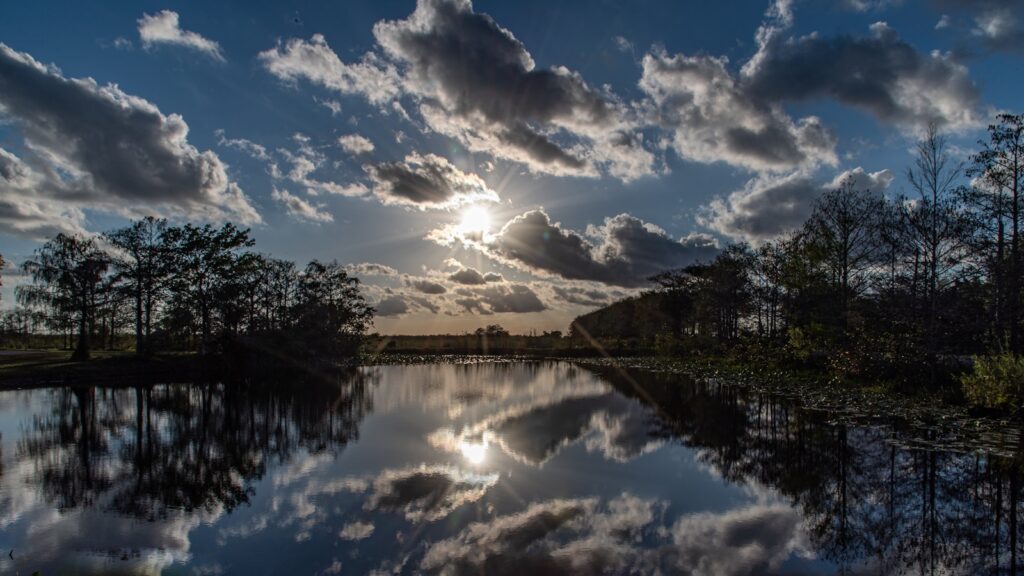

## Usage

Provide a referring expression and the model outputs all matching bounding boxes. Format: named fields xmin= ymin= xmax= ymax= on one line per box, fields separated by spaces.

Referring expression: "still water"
xmin=0 ymin=361 xmax=1021 ymax=575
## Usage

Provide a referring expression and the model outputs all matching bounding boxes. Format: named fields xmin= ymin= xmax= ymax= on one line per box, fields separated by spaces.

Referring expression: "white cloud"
xmin=338 ymin=134 xmax=375 ymax=155
xmin=271 ymin=187 xmax=333 ymax=223
xmin=137 ymin=10 xmax=225 ymax=61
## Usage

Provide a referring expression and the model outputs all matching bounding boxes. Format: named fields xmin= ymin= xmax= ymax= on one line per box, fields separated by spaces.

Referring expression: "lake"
xmin=0 ymin=360 xmax=1020 ymax=575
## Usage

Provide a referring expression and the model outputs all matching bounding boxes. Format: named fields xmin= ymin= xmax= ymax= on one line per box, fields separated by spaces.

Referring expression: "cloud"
xmin=217 ymin=131 xmax=368 ymax=198
xmin=365 ymin=152 xmax=499 ymax=209
xmin=338 ymin=521 xmax=374 ymax=541
xmin=419 ymin=494 xmax=661 ymax=575
xmin=409 ymin=278 xmax=447 ymax=294
xmin=376 ymin=296 xmax=409 ymax=317
xmin=454 ymin=284 xmax=546 ymax=314
xmin=417 ymin=493 xmax=809 ymax=576
xmin=365 ymin=465 xmax=498 ymax=522
xmin=345 ymin=262 xmax=398 ymax=276
xmin=935 ymin=0 xmax=1024 ymax=53
xmin=338 ymin=134 xmax=375 ymax=155
xmin=435 ymin=209 xmax=719 ymax=287
xmin=701 ymin=167 xmax=894 ymax=243
xmin=447 ymin=266 xmax=501 ymax=285
xmin=552 ymin=285 xmax=610 ymax=307
xmin=271 ymin=187 xmax=333 ymax=223
xmin=668 ymin=505 xmax=808 ymax=576
xmin=137 ymin=10 xmax=225 ymax=61
xmin=640 ymin=49 xmax=837 ymax=172
xmin=0 ymin=44 xmax=259 ymax=239
xmin=372 ymin=0 xmax=655 ymax=181
xmin=258 ymin=34 xmax=402 ymax=105
xmin=741 ymin=21 xmax=980 ymax=132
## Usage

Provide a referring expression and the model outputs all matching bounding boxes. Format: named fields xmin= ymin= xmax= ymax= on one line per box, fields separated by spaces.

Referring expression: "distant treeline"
xmin=0 ymin=218 xmax=373 ymax=362
xmin=573 ymin=118 xmax=1024 ymax=401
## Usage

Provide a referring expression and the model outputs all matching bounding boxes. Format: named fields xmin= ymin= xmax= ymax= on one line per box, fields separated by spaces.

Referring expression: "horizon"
xmin=2 ymin=0 xmax=1022 ymax=335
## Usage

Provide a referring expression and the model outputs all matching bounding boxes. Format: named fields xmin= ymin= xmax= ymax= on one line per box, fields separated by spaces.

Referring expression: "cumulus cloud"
xmin=371 ymin=0 xmax=656 ymax=181
xmin=408 ymin=278 xmax=447 ymax=294
xmin=338 ymin=134 xmax=375 ymax=155
xmin=741 ymin=21 xmax=980 ymax=132
xmin=271 ymin=187 xmax=333 ymax=223
xmin=434 ymin=209 xmax=719 ymax=287
xmin=345 ymin=262 xmax=398 ymax=276
xmin=454 ymin=283 xmax=546 ymax=314
xmin=376 ymin=296 xmax=409 ymax=317
xmin=137 ymin=10 xmax=225 ymax=61
xmin=365 ymin=152 xmax=499 ymax=209
xmin=447 ymin=266 xmax=502 ymax=285
xmin=552 ymin=285 xmax=610 ymax=307
xmin=701 ymin=166 xmax=894 ymax=243
xmin=640 ymin=49 xmax=837 ymax=172
xmin=0 ymin=44 xmax=259 ymax=238
xmin=258 ymin=33 xmax=402 ymax=105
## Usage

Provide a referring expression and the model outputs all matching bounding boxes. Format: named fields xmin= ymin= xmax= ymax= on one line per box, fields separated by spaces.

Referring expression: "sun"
xmin=458 ymin=439 xmax=488 ymax=465
xmin=459 ymin=205 xmax=491 ymax=235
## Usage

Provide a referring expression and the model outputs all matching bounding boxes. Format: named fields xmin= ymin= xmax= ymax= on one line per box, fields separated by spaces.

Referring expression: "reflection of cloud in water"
xmin=668 ymin=504 xmax=810 ymax=576
xmin=430 ymin=390 xmax=663 ymax=466
xmin=367 ymin=464 xmax=498 ymax=522
xmin=365 ymin=362 xmax=604 ymax=418
xmin=419 ymin=495 xmax=810 ymax=576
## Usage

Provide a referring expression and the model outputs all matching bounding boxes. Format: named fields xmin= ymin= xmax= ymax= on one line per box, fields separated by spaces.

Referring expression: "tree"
xmin=290 ymin=260 xmax=374 ymax=359
xmin=105 ymin=217 xmax=170 ymax=355
xmin=804 ymin=178 xmax=884 ymax=340
xmin=966 ymin=114 xmax=1024 ymax=353
xmin=901 ymin=125 xmax=974 ymax=366
xmin=163 ymin=223 xmax=254 ymax=354
xmin=18 ymin=234 xmax=110 ymax=361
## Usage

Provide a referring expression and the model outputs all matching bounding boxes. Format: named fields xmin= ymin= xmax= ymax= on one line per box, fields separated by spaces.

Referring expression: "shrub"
xmin=961 ymin=354 xmax=1024 ymax=411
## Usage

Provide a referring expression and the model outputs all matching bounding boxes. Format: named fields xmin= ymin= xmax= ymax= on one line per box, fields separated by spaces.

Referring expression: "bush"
xmin=961 ymin=354 xmax=1024 ymax=411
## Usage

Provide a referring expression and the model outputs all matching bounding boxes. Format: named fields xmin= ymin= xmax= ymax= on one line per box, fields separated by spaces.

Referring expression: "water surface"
xmin=0 ymin=361 xmax=1020 ymax=574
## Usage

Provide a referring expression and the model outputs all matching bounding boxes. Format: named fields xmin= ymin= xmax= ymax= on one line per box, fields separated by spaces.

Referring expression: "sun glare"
xmin=458 ymin=439 xmax=488 ymax=465
xmin=459 ymin=205 xmax=491 ymax=235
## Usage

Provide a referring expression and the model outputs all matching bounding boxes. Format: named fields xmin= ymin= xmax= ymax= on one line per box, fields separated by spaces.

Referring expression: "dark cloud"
xmin=437 ymin=209 xmax=719 ymax=287
xmin=376 ymin=296 xmax=409 ymax=317
xmin=0 ymin=43 xmax=258 ymax=238
xmin=447 ymin=267 xmax=502 ymax=285
xmin=409 ymin=278 xmax=447 ymax=294
xmin=742 ymin=21 xmax=979 ymax=130
xmin=552 ymin=286 xmax=610 ymax=307
xmin=366 ymin=465 xmax=497 ymax=522
xmin=640 ymin=49 xmax=837 ymax=172
xmin=365 ymin=152 xmax=498 ymax=209
xmin=373 ymin=0 xmax=654 ymax=180
xmin=455 ymin=284 xmax=546 ymax=314
xmin=702 ymin=167 xmax=894 ymax=243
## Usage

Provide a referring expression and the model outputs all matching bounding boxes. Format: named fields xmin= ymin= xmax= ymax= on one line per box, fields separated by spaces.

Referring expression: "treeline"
xmin=574 ymin=117 xmax=1024 ymax=395
xmin=2 ymin=218 xmax=373 ymax=362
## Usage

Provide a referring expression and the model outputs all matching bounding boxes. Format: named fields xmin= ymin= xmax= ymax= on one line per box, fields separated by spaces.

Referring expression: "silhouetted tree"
xmin=105 ymin=216 xmax=171 ymax=355
xmin=18 ymin=234 xmax=110 ymax=361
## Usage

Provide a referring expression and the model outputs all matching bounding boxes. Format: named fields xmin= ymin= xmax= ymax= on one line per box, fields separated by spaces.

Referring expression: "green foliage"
xmin=961 ymin=354 xmax=1024 ymax=411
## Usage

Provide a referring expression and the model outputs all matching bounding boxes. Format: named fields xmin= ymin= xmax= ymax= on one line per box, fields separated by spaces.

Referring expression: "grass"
xmin=0 ymin=349 xmax=202 ymax=388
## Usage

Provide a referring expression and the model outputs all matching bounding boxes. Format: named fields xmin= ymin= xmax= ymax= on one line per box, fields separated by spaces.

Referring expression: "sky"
xmin=1 ymin=0 xmax=1022 ymax=334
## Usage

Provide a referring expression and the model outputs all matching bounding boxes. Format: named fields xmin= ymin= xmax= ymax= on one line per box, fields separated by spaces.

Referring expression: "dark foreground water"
xmin=1 ymin=362 xmax=1023 ymax=575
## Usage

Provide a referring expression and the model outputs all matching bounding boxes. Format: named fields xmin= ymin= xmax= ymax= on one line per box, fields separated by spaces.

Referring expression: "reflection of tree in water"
xmin=17 ymin=368 xmax=376 ymax=520
xmin=592 ymin=365 xmax=1024 ymax=575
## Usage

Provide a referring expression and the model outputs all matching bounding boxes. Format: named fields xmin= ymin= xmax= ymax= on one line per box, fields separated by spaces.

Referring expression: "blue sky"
xmin=1 ymin=0 xmax=1022 ymax=333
